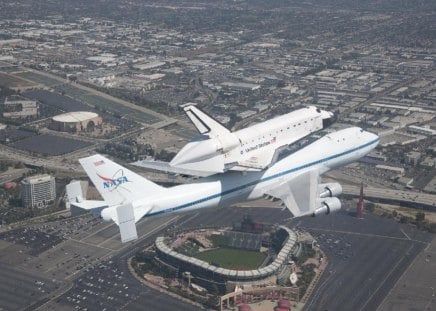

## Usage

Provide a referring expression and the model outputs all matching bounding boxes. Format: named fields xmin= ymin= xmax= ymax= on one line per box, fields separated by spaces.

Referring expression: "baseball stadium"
xmin=152 ymin=219 xmax=301 ymax=294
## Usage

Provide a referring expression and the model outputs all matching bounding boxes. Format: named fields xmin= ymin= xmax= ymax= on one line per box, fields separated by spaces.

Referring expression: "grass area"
xmin=195 ymin=247 xmax=266 ymax=270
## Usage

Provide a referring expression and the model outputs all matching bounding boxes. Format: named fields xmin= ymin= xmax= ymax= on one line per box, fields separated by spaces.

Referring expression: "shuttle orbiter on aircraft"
xmin=134 ymin=104 xmax=334 ymax=176
xmin=67 ymin=127 xmax=379 ymax=243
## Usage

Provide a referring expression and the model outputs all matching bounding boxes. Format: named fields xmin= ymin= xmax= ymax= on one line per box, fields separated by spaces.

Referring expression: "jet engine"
xmin=318 ymin=183 xmax=342 ymax=198
xmin=313 ymin=197 xmax=341 ymax=216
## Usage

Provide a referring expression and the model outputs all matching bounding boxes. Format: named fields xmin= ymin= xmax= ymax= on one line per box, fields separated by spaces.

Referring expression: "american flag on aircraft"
xmin=94 ymin=160 xmax=105 ymax=166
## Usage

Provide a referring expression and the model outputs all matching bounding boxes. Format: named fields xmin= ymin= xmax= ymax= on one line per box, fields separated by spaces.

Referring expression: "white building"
xmin=21 ymin=174 xmax=56 ymax=208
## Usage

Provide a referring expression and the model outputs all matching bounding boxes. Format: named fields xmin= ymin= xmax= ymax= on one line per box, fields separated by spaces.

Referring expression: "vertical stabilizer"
xmin=79 ymin=154 xmax=165 ymax=206
xmin=182 ymin=103 xmax=230 ymax=137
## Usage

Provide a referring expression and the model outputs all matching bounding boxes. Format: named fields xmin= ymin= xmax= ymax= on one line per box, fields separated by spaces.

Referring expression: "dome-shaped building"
xmin=50 ymin=111 xmax=102 ymax=133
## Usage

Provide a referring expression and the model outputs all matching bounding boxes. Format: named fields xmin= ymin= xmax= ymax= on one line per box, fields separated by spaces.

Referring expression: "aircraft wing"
xmin=234 ymin=148 xmax=277 ymax=171
xmin=231 ymin=144 xmax=295 ymax=171
xmin=265 ymin=170 xmax=319 ymax=217
xmin=264 ymin=169 xmax=343 ymax=217
xmin=131 ymin=159 xmax=218 ymax=177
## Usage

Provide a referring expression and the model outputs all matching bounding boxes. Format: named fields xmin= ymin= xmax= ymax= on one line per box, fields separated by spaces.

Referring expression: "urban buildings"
xmin=2 ymin=95 xmax=38 ymax=119
xmin=21 ymin=174 xmax=56 ymax=208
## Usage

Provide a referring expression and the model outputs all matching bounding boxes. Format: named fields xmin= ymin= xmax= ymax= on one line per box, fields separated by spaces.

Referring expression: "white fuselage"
xmin=235 ymin=106 xmax=327 ymax=156
xmin=170 ymin=106 xmax=332 ymax=172
xmin=132 ymin=127 xmax=379 ymax=221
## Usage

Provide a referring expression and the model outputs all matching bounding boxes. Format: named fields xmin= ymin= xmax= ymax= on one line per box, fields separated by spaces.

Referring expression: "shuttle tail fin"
xmin=79 ymin=154 xmax=165 ymax=207
xmin=182 ymin=103 xmax=231 ymax=137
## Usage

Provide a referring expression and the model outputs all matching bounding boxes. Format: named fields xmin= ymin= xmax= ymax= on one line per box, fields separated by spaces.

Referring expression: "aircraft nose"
xmin=365 ymin=130 xmax=380 ymax=145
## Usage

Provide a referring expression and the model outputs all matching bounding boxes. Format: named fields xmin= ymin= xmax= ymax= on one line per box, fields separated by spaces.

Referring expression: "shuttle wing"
xmin=182 ymin=103 xmax=230 ymax=138
xmin=264 ymin=170 xmax=319 ymax=217
xmin=234 ymin=148 xmax=276 ymax=171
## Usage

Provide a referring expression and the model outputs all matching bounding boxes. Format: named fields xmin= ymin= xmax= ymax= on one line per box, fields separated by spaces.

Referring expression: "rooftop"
xmin=52 ymin=111 xmax=99 ymax=123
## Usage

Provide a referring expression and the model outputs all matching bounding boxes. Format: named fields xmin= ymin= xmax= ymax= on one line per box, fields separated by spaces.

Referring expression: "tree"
xmin=399 ymin=216 xmax=410 ymax=224
xmin=415 ymin=212 xmax=425 ymax=222
xmin=366 ymin=202 xmax=375 ymax=212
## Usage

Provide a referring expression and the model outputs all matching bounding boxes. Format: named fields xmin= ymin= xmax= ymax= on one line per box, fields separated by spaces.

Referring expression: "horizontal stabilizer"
xmin=66 ymin=181 xmax=107 ymax=213
xmin=71 ymin=200 xmax=108 ymax=210
xmin=116 ymin=203 xmax=138 ymax=243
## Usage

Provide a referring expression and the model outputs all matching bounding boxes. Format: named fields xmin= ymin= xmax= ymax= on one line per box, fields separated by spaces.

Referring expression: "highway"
xmin=342 ymin=184 xmax=436 ymax=209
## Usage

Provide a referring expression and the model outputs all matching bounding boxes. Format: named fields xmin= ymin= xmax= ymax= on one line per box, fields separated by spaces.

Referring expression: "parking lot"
xmin=292 ymin=210 xmax=432 ymax=311
xmin=0 ymin=203 xmax=433 ymax=311
xmin=10 ymin=134 xmax=92 ymax=155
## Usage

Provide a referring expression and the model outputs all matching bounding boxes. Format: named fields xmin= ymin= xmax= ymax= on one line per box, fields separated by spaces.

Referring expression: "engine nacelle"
xmin=318 ymin=183 xmax=342 ymax=198
xmin=101 ymin=207 xmax=114 ymax=222
xmin=313 ymin=197 xmax=341 ymax=216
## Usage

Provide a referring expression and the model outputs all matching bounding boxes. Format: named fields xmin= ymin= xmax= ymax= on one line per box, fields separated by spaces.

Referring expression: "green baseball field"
xmin=195 ymin=247 xmax=266 ymax=270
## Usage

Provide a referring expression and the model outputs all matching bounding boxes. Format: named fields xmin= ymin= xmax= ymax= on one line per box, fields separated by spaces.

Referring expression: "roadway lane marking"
xmin=378 ymin=238 xmax=434 ymax=311
xmin=400 ymin=228 xmax=411 ymax=240
xmin=299 ymin=227 xmax=428 ymax=244
xmin=69 ymin=238 xmax=116 ymax=251
xmin=80 ymin=222 xmax=118 ymax=241
xmin=359 ymin=244 xmax=415 ymax=311
xmin=35 ymin=282 xmax=74 ymax=311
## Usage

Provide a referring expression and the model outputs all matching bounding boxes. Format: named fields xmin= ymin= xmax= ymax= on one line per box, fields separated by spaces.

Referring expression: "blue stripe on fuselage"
xmin=147 ymin=137 xmax=379 ymax=217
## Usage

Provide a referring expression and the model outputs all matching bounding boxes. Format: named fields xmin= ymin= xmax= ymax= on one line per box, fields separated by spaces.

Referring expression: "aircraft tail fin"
xmin=182 ymin=103 xmax=231 ymax=137
xmin=79 ymin=154 xmax=165 ymax=207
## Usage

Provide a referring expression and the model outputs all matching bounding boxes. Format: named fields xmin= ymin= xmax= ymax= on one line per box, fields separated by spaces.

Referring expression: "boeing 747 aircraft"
xmin=67 ymin=127 xmax=379 ymax=242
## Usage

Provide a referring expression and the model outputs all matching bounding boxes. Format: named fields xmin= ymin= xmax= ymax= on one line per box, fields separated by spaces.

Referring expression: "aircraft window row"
xmin=241 ymin=120 xmax=315 ymax=145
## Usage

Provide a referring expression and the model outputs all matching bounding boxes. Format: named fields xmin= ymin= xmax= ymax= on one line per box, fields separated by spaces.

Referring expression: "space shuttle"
xmin=134 ymin=104 xmax=334 ymax=176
